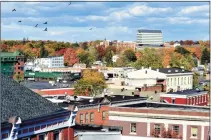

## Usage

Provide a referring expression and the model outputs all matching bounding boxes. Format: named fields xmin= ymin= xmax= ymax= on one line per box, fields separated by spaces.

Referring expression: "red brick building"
xmin=72 ymin=95 xmax=147 ymax=126
xmin=108 ymin=102 xmax=210 ymax=140
xmin=160 ymin=89 xmax=208 ymax=106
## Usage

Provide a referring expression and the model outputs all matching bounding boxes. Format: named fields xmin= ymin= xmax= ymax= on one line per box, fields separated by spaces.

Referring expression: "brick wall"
xmin=76 ymin=106 xmax=109 ymax=126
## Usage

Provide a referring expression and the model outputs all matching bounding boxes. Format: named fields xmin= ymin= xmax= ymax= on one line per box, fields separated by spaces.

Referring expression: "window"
xmin=172 ymin=125 xmax=179 ymax=135
xmin=184 ymin=77 xmax=186 ymax=85
xmin=199 ymin=96 xmax=201 ymax=104
xmin=154 ymin=124 xmax=161 ymax=135
xmin=130 ymin=123 xmax=136 ymax=133
xmin=174 ymin=78 xmax=176 ymax=86
xmin=80 ymin=114 xmax=84 ymax=124
xmin=1 ymin=133 xmax=9 ymax=139
xmin=191 ymin=127 xmax=198 ymax=138
xmin=190 ymin=98 xmax=192 ymax=105
xmin=196 ymin=97 xmax=198 ymax=104
xmin=90 ymin=112 xmax=94 ymax=122
xmin=187 ymin=98 xmax=189 ymax=105
xmin=85 ymin=113 xmax=89 ymax=123
xmin=39 ymin=134 xmax=46 ymax=140
xmin=53 ymin=131 xmax=60 ymax=140
xmin=102 ymin=111 xmax=106 ymax=120
xmin=202 ymin=95 xmax=204 ymax=103
xmin=172 ymin=98 xmax=175 ymax=104
xmin=205 ymin=95 xmax=207 ymax=102
xmin=193 ymin=97 xmax=195 ymax=105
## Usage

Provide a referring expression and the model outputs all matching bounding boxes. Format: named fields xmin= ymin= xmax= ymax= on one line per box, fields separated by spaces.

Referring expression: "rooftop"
xmin=120 ymin=101 xmax=209 ymax=112
xmin=0 ymin=51 xmax=23 ymax=57
xmin=167 ymin=89 xmax=207 ymax=96
xmin=21 ymin=81 xmax=74 ymax=90
xmin=152 ymin=67 xmax=192 ymax=74
xmin=54 ymin=94 xmax=147 ymax=108
xmin=137 ymin=29 xmax=162 ymax=33
xmin=1 ymin=75 xmax=64 ymax=124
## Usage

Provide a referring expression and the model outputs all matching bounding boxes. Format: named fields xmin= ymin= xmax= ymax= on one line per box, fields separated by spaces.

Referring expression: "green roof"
xmin=0 ymin=51 xmax=23 ymax=57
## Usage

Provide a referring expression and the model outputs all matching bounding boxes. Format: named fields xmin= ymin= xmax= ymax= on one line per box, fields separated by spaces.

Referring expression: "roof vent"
xmin=89 ymin=99 xmax=94 ymax=103
xmin=168 ymin=70 xmax=171 ymax=72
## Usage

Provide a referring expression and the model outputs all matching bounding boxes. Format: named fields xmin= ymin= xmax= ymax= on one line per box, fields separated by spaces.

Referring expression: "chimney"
xmin=156 ymin=69 xmax=159 ymax=72
xmin=149 ymin=67 xmax=151 ymax=70
xmin=141 ymin=66 xmax=144 ymax=69
xmin=181 ymin=66 xmax=184 ymax=69
xmin=167 ymin=65 xmax=170 ymax=68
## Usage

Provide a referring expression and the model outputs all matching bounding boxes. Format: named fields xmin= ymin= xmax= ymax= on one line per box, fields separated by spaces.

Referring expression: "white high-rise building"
xmin=136 ymin=29 xmax=163 ymax=47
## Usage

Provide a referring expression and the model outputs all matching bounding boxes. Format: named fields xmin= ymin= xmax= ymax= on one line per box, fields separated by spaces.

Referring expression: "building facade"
xmin=125 ymin=67 xmax=193 ymax=92
xmin=160 ymin=89 xmax=208 ymax=106
xmin=136 ymin=29 xmax=163 ymax=47
xmin=108 ymin=102 xmax=210 ymax=140
xmin=0 ymin=51 xmax=24 ymax=78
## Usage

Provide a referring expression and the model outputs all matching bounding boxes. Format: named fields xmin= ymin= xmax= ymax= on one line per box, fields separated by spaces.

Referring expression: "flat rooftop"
xmin=21 ymin=81 xmax=74 ymax=90
xmin=55 ymin=95 xmax=147 ymax=108
xmin=167 ymin=89 xmax=207 ymax=96
xmin=120 ymin=101 xmax=209 ymax=112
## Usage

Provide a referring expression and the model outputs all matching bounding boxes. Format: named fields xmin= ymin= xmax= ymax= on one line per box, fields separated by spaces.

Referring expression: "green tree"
xmin=104 ymin=47 xmax=114 ymax=67
xmin=74 ymin=70 xmax=107 ymax=96
xmin=175 ymin=46 xmax=190 ymax=55
xmin=123 ymin=49 xmax=137 ymax=62
xmin=133 ymin=48 xmax=163 ymax=69
xmin=169 ymin=52 xmax=194 ymax=71
xmin=193 ymin=72 xmax=200 ymax=88
xmin=201 ymin=48 xmax=210 ymax=65
xmin=114 ymin=56 xmax=129 ymax=67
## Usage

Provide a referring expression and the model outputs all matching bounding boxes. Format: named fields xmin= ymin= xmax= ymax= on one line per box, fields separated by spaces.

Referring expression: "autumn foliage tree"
xmin=73 ymin=69 xmax=107 ymax=96
xmin=64 ymin=48 xmax=78 ymax=66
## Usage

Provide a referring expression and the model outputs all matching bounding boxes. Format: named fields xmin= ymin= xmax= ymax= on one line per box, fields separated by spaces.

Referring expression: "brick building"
xmin=0 ymin=51 xmax=24 ymax=79
xmin=160 ymin=89 xmax=208 ymax=106
xmin=53 ymin=95 xmax=147 ymax=126
xmin=108 ymin=102 xmax=210 ymax=140
xmin=1 ymin=75 xmax=77 ymax=140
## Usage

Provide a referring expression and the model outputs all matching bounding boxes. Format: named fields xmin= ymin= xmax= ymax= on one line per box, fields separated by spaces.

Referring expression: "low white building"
xmin=125 ymin=67 xmax=166 ymax=87
xmin=125 ymin=67 xmax=193 ymax=92
xmin=25 ymin=56 xmax=64 ymax=71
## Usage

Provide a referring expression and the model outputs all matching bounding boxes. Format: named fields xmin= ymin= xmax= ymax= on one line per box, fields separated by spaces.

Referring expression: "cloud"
xmin=129 ymin=4 xmax=172 ymax=16
xmin=179 ymin=5 xmax=209 ymax=15
xmin=147 ymin=17 xmax=209 ymax=24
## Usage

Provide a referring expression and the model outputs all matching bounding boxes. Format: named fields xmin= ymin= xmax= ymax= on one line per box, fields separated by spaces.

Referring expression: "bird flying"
xmin=89 ymin=28 xmax=92 ymax=30
xmin=69 ymin=2 xmax=71 ymax=5
xmin=12 ymin=9 xmax=16 ymax=12
xmin=18 ymin=20 xmax=21 ymax=22
xmin=35 ymin=24 xmax=38 ymax=27
xmin=43 ymin=28 xmax=47 ymax=31
xmin=43 ymin=22 xmax=47 ymax=24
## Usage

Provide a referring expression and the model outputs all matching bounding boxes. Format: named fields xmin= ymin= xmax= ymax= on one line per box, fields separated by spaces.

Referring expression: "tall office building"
xmin=136 ymin=29 xmax=163 ymax=47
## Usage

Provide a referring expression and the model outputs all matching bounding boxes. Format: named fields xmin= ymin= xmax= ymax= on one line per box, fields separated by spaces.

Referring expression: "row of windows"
xmin=167 ymin=76 xmax=192 ymax=86
xmin=187 ymin=95 xmax=207 ymax=105
xmin=1 ymin=121 xmax=65 ymax=139
xmin=52 ymin=61 xmax=63 ymax=63
xmin=130 ymin=123 xmax=198 ymax=138
xmin=79 ymin=111 xmax=107 ymax=124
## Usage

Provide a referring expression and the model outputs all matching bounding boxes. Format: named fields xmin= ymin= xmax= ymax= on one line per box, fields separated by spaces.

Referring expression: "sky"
xmin=1 ymin=2 xmax=210 ymax=42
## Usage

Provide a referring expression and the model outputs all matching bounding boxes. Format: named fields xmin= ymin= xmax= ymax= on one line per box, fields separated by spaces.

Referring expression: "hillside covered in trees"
xmin=1 ymin=39 xmax=210 ymax=71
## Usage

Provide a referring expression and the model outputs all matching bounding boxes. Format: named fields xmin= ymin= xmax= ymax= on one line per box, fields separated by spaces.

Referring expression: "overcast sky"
xmin=1 ymin=2 xmax=210 ymax=42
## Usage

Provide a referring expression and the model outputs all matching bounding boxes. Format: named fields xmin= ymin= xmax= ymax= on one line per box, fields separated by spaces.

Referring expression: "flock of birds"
xmin=11 ymin=2 xmax=93 ymax=32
